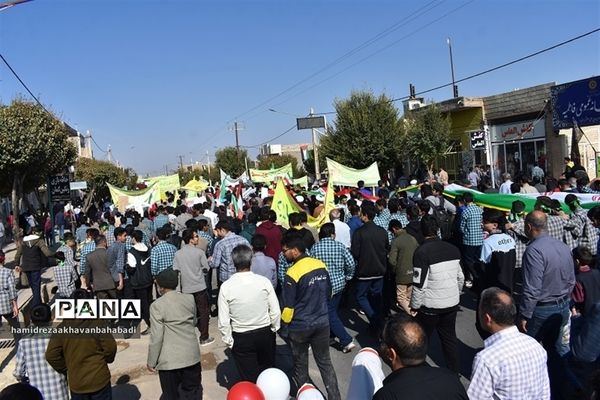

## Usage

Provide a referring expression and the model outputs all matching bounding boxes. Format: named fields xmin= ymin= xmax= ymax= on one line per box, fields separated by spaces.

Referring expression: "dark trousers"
xmin=70 ymin=383 xmax=112 ymax=400
xmin=95 ymin=289 xmax=117 ymax=300
xmin=1 ymin=313 xmax=21 ymax=343
xmin=158 ymin=362 xmax=202 ymax=400
xmin=192 ymin=290 xmax=210 ymax=340
xmin=231 ymin=326 xmax=275 ymax=382
xmin=328 ymin=292 xmax=352 ymax=346
xmin=416 ymin=310 xmax=460 ymax=374
xmin=289 ymin=325 xmax=341 ymax=400
xmin=133 ymin=286 xmax=152 ymax=326
xmin=25 ymin=270 xmax=42 ymax=307
xmin=461 ymin=244 xmax=482 ymax=284
xmin=355 ymin=278 xmax=384 ymax=329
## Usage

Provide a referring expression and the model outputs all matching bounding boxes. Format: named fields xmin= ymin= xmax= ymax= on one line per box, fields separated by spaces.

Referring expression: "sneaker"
xmin=200 ymin=337 xmax=215 ymax=346
xmin=464 ymin=280 xmax=473 ymax=289
xmin=342 ymin=341 xmax=356 ymax=354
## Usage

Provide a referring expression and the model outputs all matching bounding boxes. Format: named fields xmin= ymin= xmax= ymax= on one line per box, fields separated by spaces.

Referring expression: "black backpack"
xmin=429 ymin=197 xmax=453 ymax=240
xmin=126 ymin=248 xmax=153 ymax=289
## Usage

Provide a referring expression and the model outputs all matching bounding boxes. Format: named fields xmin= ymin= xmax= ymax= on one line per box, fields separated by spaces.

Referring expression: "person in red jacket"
xmin=256 ymin=207 xmax=283 ymax=266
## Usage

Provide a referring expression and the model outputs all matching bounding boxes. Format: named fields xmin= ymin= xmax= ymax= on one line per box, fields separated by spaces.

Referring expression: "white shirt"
xmin=217 ymin=271 xmax=281 ymax=347
xmin=332 ymin=219 xmax=351 ymax=248
xmin=203 ymin=209 xmax=219 ymax=230
xmin=468 ymin=325 xmax=549 ymax=400
xmin=499 ymin=180 xmax=513 ymax=194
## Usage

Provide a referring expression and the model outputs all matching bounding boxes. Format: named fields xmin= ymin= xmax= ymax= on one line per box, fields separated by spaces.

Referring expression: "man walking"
xmin=351 ymin=203 xmax=388 ymax=332
xmin=14 ymin=227 xmax=54 ymax=307
xmin=173 ymin=229 xmax=214 ymax=346
xmin=281 ymin=234 xmax=341 ymax=400
xmin=519 ymin=210 xmax=575 ymax=397
xmin=85 ymin=235 xmax=117 ymax=299
xmin=459 ymin=192 xmax=483 ymax=289
xmin=411 ymin=215 xmax=464 ymax=374
xmin=468 ymin=287 xmax=549 ymax=399
xmin=147 ymin=269 xmax=203 ymax=400
xmin=209 ymin=221 xmax=250 ymax=284
xmin=311 ymin=223 xmax=356 ymax=353
xmin=218 ymin=245 xmax=280 ymax=382
xmin=106 ymin=227 xmax=126 ymax=297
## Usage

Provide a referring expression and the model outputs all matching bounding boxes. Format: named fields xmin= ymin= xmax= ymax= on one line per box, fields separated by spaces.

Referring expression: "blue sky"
xmin=0 ymin=0 xmax=598 ymax=175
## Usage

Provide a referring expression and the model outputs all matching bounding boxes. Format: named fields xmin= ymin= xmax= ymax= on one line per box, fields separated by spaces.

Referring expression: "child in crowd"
xmin=53 ymin=252 xmax=79 ymax=299
xmin=0 ymin=252 xmax=19 ymax=335
xmin=571 ymin=246 xmax=600 ymax=317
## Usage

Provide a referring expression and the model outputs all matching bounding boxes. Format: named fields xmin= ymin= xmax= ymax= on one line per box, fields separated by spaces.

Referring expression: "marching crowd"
xmin=0 ymin=165 xmax=600 ymax=400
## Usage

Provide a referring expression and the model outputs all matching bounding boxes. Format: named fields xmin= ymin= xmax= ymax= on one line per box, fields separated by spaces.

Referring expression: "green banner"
xmin=250 ymin=164 xmax=293 ymax=183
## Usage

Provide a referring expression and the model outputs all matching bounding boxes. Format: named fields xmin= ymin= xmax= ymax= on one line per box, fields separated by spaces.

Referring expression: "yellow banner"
xmin=270 ymin=178 xmax=334 ymax=229
xmin=250 ymin=164 xmax=293 ymax=183
xmin=144 ymin=174 xmax=181 ymax=200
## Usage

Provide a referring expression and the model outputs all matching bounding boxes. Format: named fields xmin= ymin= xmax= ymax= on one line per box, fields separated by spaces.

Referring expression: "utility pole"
xmin=107 ymin=144 xmax=113 ymax=163
xmin=310 ymin=108 xmax=320 ymax=180
xmin=164 ymin=165 xmax=168 ymax=175
xmin=230 ymin=121 xmax=244 ymax=159
xmin=206 ymin=150 xmax=211 ymax=174
xmin=447 ymin=37 xmax=459 ymax=98
xmin=178 ymin=155 xmax=184 ymax=170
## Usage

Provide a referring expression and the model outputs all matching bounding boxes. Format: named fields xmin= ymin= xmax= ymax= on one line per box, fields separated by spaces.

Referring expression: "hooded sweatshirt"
xmin=14 ymin=234 xmax=54 ymax=272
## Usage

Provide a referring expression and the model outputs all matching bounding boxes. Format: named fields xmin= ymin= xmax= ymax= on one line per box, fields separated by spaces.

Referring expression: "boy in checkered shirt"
xmin=0 ymin=252 xmax=19 ymax=334
xmin=53 ymin=251 xmax=79 ymax=299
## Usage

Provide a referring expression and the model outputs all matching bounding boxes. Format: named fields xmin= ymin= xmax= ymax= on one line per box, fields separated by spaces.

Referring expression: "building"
xmin=259 ymin=143 xmax=313 ymax=166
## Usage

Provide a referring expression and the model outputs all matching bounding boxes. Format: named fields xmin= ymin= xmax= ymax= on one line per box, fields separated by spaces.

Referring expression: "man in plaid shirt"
xmin=208 ymin=221 xmax=250 ymax=283
xmin=151 ymin=227 xmax=177 ymax=277
xmin=78 ymin=228 xmax=99 ymax=287
xmin=14 ymin=304 xmax=69 ymax=400
xmin=311 ymin=223 xmax=356 ymax=353
xmin=468 ymin=287 xmax=549 ymax=399
xmin=153 ymin=206 xmax=170 ymax=233
xmin=459 ymin=192 xmax=483 ymax=288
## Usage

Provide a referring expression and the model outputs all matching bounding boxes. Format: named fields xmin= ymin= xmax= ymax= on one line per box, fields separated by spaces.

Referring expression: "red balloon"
xmin=227 ymin=381 xmax=265 ymax=400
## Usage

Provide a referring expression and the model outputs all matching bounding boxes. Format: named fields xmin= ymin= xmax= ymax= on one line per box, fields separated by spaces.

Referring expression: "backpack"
xmin=429 ymin=197 xmax=453 ymax=240
xmin=126 ymin=248 xmax=153 ymax=289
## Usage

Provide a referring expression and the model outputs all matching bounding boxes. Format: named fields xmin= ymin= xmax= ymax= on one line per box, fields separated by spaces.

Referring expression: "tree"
xmin=74 ymin=158 xmax=132 ymax=212
xmin=256 ymin=154 xmax=302 ymax=178
xmin=403 ymin=103 xmax=451 ymax=174
xmin=0 ymin=99 xmax=78 ymax=236
xmin=214 ymin=147 xmax=249 ymax=177
xmin=319 ymin=90 xmax=404 ymax=175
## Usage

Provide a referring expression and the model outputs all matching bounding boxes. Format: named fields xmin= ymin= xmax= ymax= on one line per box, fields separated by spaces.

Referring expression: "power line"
xmin=0 ymin=52 xmax=51 ymax=115
xmin=227 ymin=0 xmax=449 ymax=123
xmin=90 ymin=134 xmax=108 ymax=154
xmin=269 ymin=0 xmax=475 ymax=110
xmin=389 ymin=27 xmax=600 ymax=103
xmin=241 ymin=124 xmax=297 ymax=149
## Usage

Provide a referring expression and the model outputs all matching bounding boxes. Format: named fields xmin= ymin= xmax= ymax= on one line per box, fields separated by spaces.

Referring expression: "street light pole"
xmin=310 ymin=107 xmax=320 ymax=181
xmin=447 ymin=37 xmax=459 ymax=98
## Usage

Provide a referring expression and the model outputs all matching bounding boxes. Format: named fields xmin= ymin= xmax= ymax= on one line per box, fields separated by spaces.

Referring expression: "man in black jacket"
xmin=14 ymin=227 xmax=54 ymax=307
xmin=374 ymin=314 xmax=467 ymax=400
xmin=351 ymin=203 xmax=388 ymax=331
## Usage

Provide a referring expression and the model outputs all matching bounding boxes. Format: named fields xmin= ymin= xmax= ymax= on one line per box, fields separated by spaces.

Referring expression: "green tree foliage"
xmin=320 ymin=91 xmax=404 ymax=174
xmin=257 ymin=154 xmax=302 ymax=178
xmin=0 ymin=99 xmax=77 ymax=235
xmin=403 ymin=103 xmax=451 ymax=172
xmin=214 ymin=147 xmax=249 ymax=177
xmin=74 ymin=158 xmax=133 ymax=211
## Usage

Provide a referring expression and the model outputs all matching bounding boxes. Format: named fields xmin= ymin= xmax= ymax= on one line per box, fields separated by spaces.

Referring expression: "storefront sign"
xmin=490 ymin=118 xmax=545 ymax=143
xmin=470 ymin=130 xmax=486 ymax=150
xmin=551 ymin=76 xmax=600 ymax=129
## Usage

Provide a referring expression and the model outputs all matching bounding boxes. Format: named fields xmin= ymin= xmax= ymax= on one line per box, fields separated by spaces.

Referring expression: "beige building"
xmin=259 ymin=143 xmax=313 ymax=166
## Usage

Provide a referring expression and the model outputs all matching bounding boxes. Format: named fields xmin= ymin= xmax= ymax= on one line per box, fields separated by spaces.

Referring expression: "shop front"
xmin=490 ymin=118 xmax=546 ymax=178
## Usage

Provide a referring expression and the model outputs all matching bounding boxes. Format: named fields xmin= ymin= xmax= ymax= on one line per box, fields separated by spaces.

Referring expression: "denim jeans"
xmin=328 ymin=292 xmax=352 ymax=347
xmin=355 ymin=278 xmax=383 ymax=328
xmin=526 ymin=300 xmax=571 ymax=356
xmin=25 ymin=270 xmax=42 ymax=308
xmin=289 ymin=325 xmax=341 ymax=400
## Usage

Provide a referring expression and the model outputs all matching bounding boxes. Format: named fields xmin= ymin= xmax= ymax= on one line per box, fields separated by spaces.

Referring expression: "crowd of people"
xmin=0 ymin=164 xmax=600 ymax=400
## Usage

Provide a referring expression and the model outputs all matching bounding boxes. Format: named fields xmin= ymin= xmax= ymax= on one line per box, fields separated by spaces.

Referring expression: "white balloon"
xmin=256 ymin=368 xmax=290 ymax=400
xmin=296 ymin=384 xmax=325 ymax=400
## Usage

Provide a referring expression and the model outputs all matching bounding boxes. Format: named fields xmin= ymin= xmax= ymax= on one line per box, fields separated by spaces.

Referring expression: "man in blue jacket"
xmin=280 ymin=232 xmax=341 ymax=400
